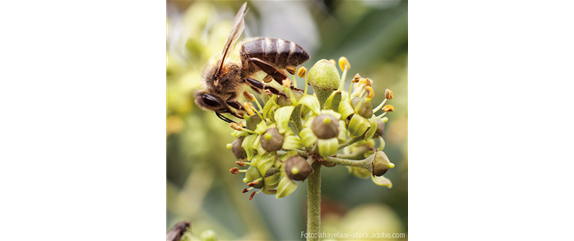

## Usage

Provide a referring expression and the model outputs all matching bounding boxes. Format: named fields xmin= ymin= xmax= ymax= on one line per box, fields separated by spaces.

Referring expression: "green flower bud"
xmin=311 ymin=114 xmax=340 ymax=139
xmin=372 ymin=151 xmax=392 ymax=176
xmin=245 ymin=115 xmax=262 ymax=131
xmin=347 ymin=114 xmax=371 ymax=138
xmin=318 ymin=138 xmax=339 ymax=158
xmin=285 ymin=156 xmax=312 ymax=181
xmin=260 ymin=128 xmax=284 ymax=152
xmin=199 ymin=229 xmax=218 ymax=241
xmin=306 ymin=59 xmax=340 ymax=108
xmin=351 ymin=97 xmax=373 ymax=118
xmin=231 ymin=136 xmax=246 ymax=159
xmin=374 ymin=119 xmax=385 ymax=138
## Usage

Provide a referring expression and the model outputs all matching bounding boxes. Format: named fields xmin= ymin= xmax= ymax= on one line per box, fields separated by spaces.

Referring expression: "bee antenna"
xmin=216 ymin=112 xmax=237 ymax=124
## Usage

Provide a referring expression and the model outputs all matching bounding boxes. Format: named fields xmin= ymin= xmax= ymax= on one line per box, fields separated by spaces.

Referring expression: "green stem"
xmin=307 ymin=161 xmax=321 ymax=241
xmin=338 ymin=137 xmax=363 ymax=149
xmin=324 ymin=155 xmax=374 ymax=171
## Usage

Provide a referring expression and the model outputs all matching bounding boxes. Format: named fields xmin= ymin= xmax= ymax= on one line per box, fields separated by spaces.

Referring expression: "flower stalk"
xmin=306 ymin=162 xmax=321 ymax=241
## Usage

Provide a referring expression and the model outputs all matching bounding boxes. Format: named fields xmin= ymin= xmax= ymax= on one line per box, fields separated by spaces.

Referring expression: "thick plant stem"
xmin=307 ymin=162 xmax=322 ymax=241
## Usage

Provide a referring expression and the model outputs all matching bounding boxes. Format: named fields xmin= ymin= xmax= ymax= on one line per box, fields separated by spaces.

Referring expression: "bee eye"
xmin=203 ymin=95 xmax=222 ymax=108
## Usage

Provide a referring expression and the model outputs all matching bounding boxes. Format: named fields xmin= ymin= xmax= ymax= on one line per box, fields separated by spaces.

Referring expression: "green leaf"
xmin=276 ymin=176 xmax=298 ymax=199
xmin=242 ymin=134 xmax=257 ymax=160
xmin=274 ymin=106 xmax=295 ymax=134
xmin=297 ymin=95 xmax=320 ymax=115
xmin=318 ymin=138 xmax=339 ymax=158
xmin=371 ymin=175 xmax=392 ymax=188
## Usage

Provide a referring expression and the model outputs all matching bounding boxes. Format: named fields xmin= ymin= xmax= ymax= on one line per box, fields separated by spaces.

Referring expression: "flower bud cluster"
xmin=225 ymin=57 xmax=397 ymax=200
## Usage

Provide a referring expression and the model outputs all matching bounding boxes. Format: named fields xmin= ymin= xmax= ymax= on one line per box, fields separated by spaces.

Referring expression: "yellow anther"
xmin=352 ymin=73 xmax=361 ymax=83
xmin=297 ymin=67 xmax=307 ymax=78
xmin=382 ymin=105 xmax=395 ymax=112
xmin=339 ymin=56 xmax=351 ymax=70
xmin=230 ymin=122 xmax=244 ymax=131
xmin=263 ymin=75 xmax=273 ymax=83
xmin=365 ymin=78 xmax=373 ymax=87
xmin=243 ymin=90 xmax=256 ymax=101
xmin=385 ymin=89 xmax=394 ymax=100
xmin=243 ymin=102 xmax=255 ymax=116
xmin=365 ymin=86 xmax=374 ymax=98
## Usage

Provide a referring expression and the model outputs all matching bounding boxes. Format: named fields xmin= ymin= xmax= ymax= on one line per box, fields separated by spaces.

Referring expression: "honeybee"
xmin=195 ymin=2 xmax=310 ymax=123
xmin=166 ymin=221 xmax=190 ymax=241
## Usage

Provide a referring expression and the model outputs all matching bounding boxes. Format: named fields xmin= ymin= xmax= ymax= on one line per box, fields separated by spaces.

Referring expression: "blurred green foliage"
xmin=167 ymin=1 xmax=407 ymax=240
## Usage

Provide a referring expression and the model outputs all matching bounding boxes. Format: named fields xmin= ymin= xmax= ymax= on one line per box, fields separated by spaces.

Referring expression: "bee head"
xmin=194 ymin=91 xmax=227 ymax=111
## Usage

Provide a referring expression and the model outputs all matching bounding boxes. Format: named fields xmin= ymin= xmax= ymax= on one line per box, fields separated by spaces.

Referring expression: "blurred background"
xmin=167 ymin=0 xmax=407 ymax=240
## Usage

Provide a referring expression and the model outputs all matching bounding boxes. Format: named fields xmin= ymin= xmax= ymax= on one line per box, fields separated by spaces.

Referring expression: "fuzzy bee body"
xmin=195 ymin=2 xmax=311 ymax=124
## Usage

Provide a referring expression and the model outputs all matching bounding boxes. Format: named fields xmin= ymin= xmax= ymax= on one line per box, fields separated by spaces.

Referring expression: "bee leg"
xmin=248 ymin=58 xmax=288 ymax=85
xmin=226 ymin=95 xmax=245 ymax=111
xmin=216 ymin=112 xmax=237 ymax=124
xmin=249 ymin=85 xmax=262 ymax=94
xmin=245 ymin=77 xmax=287 ymax=99
xmin=291 ymin=86 xmax=304 ymax=92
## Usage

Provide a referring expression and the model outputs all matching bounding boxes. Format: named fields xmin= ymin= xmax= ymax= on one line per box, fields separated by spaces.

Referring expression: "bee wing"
xmin=166 ymin=229 xmax=182 ymax=241
xmin=216 ymin=2 xmax=248 ymax=78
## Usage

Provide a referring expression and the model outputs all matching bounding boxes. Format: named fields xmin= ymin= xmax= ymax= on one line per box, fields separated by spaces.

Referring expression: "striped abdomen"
xmin=240 ymin=37 xmax=310 ymax=69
